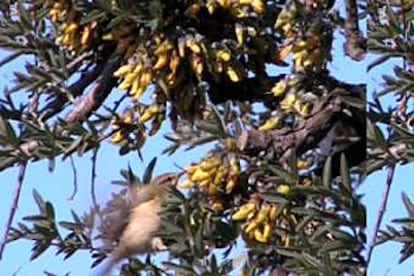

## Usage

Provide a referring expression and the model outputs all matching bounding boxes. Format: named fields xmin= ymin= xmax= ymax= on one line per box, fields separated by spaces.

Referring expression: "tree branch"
xmin=366 ymin=165 xmax=395 ymax=265
xmin=65 ymin=56 xmax=120 ymax=124
xmin=0 ymin=162 xmax=27 ymax=259
xmin=67 ymin=156 xmax=78 ymax=201
xmin=344 ymin=0 xmax=366 ymax=61
xmin=238 ymin=92 xmax=345 ymax=162
xmin=91 ymin=148 xmax=99 ymax=212
xmin=40 ymin=62 xmax=105 ymax=121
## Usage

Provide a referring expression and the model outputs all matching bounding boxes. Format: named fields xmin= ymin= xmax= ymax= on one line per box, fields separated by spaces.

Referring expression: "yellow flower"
xmin=258 ymin=117 xmax=281 ymax=131
xmin=232 ymin=202 xmax=256 ymax=221
xmin=190 ymin=168 xmax=211 ymax=182
xmin=277 ymin=184 xmax=290 ymax=195
xmin=226 ymin=66 xmax=241 ymax=82
xmin=217 ymin=49 xmax=231 ymax=62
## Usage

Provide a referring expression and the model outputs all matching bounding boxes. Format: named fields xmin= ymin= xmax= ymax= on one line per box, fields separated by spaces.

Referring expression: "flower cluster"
xmin=179 ymin=154 xmax=241 ymax=196
xmin=48 ymin=1 xmax=98 ymax=54
xmin=275 ymin=5 xmax=331 ymax=72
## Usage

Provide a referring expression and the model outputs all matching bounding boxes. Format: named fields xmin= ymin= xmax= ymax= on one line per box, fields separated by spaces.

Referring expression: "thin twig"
xmin=0 ymin=163 xmax=27 ymax=260
xmin=67 ymin=156 xmax=78 ymax=201
xmin=366 ymin=165 xmax=396 ymax=265
xmin=91 ymin=148 xmax=99 ymax=212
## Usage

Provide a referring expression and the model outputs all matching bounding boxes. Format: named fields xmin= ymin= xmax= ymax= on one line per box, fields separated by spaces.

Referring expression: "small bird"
xmin=97 ymin=172 xmax=178 ymax=275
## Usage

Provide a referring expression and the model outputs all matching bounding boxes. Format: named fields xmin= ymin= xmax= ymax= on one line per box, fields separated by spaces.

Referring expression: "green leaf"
xmin=322 ymin=156 xmax=332 ymax=187
xmin=17 ymin=0 xmax=34 ymax=31
xmin=32 ymin=189 xmax=46 ymax=215
xmin=45 ymin=202 xmax=56 ymax=221
xmin=30 ymin=240 xmax=50 ymax=260
xmin=142 ymin=157 xmax=157 ymax=184
xmin=402 ymin=192 xmax=414 ymax=217
xmin=0 ymin=116 xmax=17 ymax=145
xmin=340 ymin=153 xmax=351 ymax=191
xmin=59 ymin=221 xmax=78 ymax=231
xmin=0 ymin=51 xmax=23 ymax=67
xmin=194 ymin=223 xmax=204 ymax=257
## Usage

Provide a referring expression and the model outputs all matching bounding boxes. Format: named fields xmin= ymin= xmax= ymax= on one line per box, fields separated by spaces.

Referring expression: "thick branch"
xmin=65 ymin=56 xmax=120 ymax=124
xmin=344 ymin=0 xmax=366 ymax=61
xmin=40 ymin=62 xmax=105 ymax=121
xmin=238 ymin=92 xmax=348 ymax=162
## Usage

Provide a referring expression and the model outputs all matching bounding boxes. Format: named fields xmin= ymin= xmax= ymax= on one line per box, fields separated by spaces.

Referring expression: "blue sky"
xmin=0 ymin=10 xmax=413 ymax=276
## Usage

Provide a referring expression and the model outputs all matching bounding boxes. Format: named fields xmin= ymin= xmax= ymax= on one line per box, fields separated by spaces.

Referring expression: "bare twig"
xmin=366 ymin=143 xmax=409 ymax=174
xmin=366 ymin=165 xmax=396 ymax=265
xmin=0 ymin=163 xmax=27 ymax=260
xmin=91 ymin=148 xmax=99 ymax=212
xmin=67 ymin=156 xmax=78 ymax=201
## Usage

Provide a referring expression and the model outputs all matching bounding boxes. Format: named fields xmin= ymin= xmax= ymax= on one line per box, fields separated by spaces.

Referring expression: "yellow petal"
xmin=217 ymin=49 xmax=231 ymax=62
xmin=232 ymin=202 xmax=256 ymax=221
xmin=258 ymin=117 xmax=281 ymax=131
xmin=113 ymin=64 xmax=133 ymax=77
xmin=190 ymin=168 xmax=211 ymax=182
xmin=277 ymin=184 xmax=290 ymax=195
xmin=226 ymin=66 xmax=241 ymax=82
xmin=178 ymin=179 xmax=195 ymax=189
